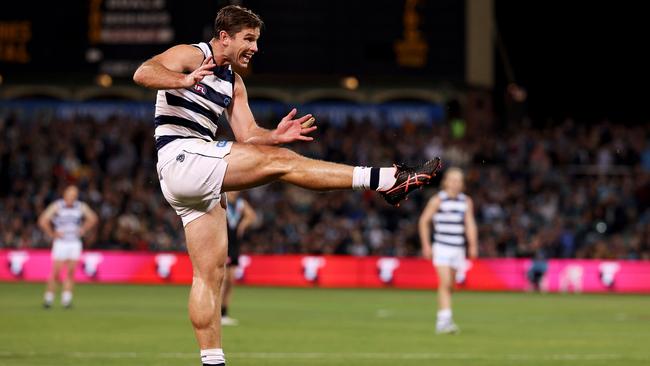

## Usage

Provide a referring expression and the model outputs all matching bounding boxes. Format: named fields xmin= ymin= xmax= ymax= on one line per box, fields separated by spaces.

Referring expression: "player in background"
xmin=134 ymin=5 xmax=440 ymax=365
xmin=221 ymin=191 xmax=257 ymax=326
xmin=38 ymin=185 xmax=98 ymax=308
xmin=418 ymin=168 xmax=478 ymax=334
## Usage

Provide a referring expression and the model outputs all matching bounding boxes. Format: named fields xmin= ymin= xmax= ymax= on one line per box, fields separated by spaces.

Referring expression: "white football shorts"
xmin=433 ymin=243 xmax=466 ymax=270
xmin=157 ymin=138 xmax=233 ymax=226
xmin=52 ymin=239 xmax=83 ymax=261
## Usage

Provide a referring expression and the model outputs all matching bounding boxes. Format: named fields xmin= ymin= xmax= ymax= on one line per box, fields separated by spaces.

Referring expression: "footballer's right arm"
xmin=133 ymin=45 xmax=212 ymax=90
xmin=418 ymin=195 xmax=441 ymax=260
xmin=38 ymin=203 xmax=60 ymax=239
xmin=237 ymin=200 xmax=258 ymax=239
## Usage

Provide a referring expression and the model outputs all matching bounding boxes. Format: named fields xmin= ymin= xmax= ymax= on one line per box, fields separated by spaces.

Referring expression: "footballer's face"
xmin=443 ymin=171 xmax=464 ymax=195
xmin=63 ymin=186 xmax=79 ymax=206
xmin=221 ymin=27 xmax=260 ymax=68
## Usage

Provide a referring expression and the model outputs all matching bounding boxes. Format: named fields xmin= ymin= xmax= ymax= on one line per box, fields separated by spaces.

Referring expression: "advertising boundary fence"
xmin=1 ymin=250 xmax=649 ymax=293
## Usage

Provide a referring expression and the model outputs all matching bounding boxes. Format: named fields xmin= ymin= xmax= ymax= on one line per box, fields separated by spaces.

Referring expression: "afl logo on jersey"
xmin=224 ymin=96 xmax=231 ymax=106
xmin=193 ymin=83 xmax=207 ymax=95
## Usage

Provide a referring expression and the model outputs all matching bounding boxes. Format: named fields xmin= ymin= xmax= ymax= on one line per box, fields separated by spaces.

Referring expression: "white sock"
xmin=352 ymin=167 xmax=371 ymax=190
xmin=437 ymin=308 xmax=452 ymax=325
xmin=61 ymin=291 xmax=72 ymax=305
xmin=377 ymin=167 xmax=397 ymax=191
xmin=200 ymin=348 xmax=225 ymax=365
xmin=44 ymin=291 xmax=54 ymax=303
xmin=352 ymin=167 xmax=397 ymax=191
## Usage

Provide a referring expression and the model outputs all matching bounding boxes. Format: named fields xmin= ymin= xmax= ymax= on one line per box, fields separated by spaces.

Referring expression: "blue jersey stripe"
xmin=438 ymin=209 xmax=466 ymax=215
xmin=213 ymin=65 xmax=234 ymax=83
xmin=155 ymin=135 xmax=211 ymax=151
xmin=185 ymin=82 xmax=232 ymax=109
xmin=435 ymin=241 xmax=466 ymax=247
xmin=434 ymin=232 xmax=465 ymax=238
xmin=434 ymin=220 xmax=466 ymax=225
xmin=165 ymin=92 xmax=219 ymax=123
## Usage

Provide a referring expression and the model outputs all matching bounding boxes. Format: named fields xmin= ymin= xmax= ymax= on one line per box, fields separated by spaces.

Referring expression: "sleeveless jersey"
xmin=51 ymin=200 xmax=84 ymax=242
xmin=432 ymin=191 xmax=468 ymax=247
xmin=154 ymin=42 xmax=234 ymax=151
xmin=227 ymin=198 xmax=245 ymax=230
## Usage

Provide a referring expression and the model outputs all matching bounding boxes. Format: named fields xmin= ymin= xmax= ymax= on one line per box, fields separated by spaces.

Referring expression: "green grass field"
xmin=0 ymin=283 xmax=648 ymax=366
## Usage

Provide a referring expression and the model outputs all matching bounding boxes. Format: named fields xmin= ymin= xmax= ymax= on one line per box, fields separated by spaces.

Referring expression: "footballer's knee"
xmin=195 ymin=260 xmax=226 ymax=287
xmin=253 ymin=146 xmax=299 ymax=175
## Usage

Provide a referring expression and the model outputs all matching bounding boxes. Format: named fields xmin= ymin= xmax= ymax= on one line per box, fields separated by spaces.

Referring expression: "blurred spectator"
xmin=525 ymin=234 xmax=549 ymax=292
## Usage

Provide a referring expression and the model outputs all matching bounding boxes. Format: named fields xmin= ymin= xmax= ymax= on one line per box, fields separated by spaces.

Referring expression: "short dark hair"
xmin=214 ymin=5 xmax=263 ymax=38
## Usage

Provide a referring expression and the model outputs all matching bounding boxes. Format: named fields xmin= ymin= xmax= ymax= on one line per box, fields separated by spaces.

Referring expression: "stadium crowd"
xmin=1 ymin=107 xmax=649 ymax=260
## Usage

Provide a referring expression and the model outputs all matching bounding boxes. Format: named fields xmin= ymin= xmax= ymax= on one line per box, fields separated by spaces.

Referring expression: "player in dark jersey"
xmin=221 ymin=191 xmax=257 ymax=326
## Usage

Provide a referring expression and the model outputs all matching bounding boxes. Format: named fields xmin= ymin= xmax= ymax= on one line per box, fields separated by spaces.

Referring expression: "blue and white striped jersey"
xmin=432 ymin=191 xmax=468 ymax=247
xmin=51 ymin=200 xmax=85 ymax=241
xmin=154 ymin=42 xmax=234 ymax=151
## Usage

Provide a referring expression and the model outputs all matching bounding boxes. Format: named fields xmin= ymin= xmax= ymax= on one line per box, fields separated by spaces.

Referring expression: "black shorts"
xmin=227 ymin=227 xmax=240 ymax=266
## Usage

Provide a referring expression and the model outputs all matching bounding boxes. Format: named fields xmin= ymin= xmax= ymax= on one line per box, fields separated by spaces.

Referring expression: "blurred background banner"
xmin=3 ymin=250 xmax=650 ymax=293
xmin=0 ymin=0 xmax=464 ymax=81
xmin=0 ymin=100 xmax=445 ymax=126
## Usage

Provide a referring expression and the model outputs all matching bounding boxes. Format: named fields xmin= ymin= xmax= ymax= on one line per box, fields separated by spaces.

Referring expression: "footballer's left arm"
xmin=465 ymin=197 xmax=479 ymax=259
xmin=227 ymin=73 xmax=316 ymax=145
xmin=79 ymin=203 xmax=99 ymax=237
xmin=236 ymin=200 xmax=258 ymax=239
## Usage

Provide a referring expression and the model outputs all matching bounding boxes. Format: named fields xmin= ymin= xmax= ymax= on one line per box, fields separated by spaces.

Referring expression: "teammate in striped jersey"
xmin=419 ymin=168 xmax=478 ymax=334
xmin=38 ymin=185 xmax=98 ymax=309
xmin=133 ymin=5 xmax=441 ymax=365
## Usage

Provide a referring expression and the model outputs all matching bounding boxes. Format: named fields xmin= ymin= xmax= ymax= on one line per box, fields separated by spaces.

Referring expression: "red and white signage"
xmin=1 ymin=250 xmax=649 ymax=293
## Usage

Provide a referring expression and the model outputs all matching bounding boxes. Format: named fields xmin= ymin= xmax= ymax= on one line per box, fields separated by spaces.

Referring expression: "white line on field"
xmin=0 ymin=351 xmax=648 ymax=362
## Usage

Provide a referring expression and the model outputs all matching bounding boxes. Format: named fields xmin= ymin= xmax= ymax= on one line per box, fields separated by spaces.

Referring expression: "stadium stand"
xmin=1 ymin=109 xmax=649 ymax=259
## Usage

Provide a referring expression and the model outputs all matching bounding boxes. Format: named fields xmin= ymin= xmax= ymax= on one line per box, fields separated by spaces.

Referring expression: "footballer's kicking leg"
xmin=185 ymin=205 xmax=229 ymax=366
xmin=223 ymin=143 xmax=441 ymax=205
xmin=223 ymin=143 xmax=354 ymax=190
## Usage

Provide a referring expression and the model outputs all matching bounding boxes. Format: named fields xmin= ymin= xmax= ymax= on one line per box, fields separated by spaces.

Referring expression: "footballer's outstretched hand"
xmin=271 ymin=108 xmax=317 ymax=144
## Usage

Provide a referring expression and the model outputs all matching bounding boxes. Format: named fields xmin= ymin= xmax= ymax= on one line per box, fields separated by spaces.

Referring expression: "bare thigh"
xmin=222 ymin=142 xmax=353 ymax=192
xmin=222 ymin=143 xmax=292 ymax=191
xmin=185 ymin=205 xmax=229 ymax=276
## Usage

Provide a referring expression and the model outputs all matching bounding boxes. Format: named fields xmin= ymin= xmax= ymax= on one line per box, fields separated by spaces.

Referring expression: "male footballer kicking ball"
xmin=134 ymin=5 xmax=440 ymax=365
